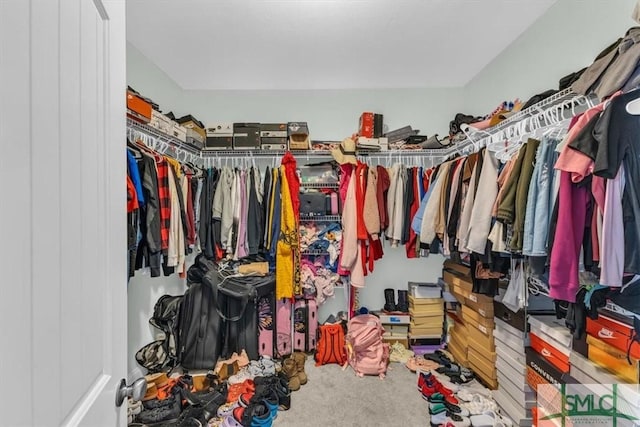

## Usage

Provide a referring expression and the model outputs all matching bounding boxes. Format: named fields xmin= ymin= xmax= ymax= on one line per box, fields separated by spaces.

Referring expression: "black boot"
xmin=397 ymin=290 xmax=409 ymax=313
xmin=383 ymin=288 xmax=396 ymax=312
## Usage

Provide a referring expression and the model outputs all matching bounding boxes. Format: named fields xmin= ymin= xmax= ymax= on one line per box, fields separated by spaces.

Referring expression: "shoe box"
xmin=176 ymin=115 xmax=206 ymax=148
xmin=525 ymin=347 xmax=574 ymax=390
xmin=233 ymin=123 xmax=261 ymax=150
xmin=260 ymin=123 xmax=288 ymax=150
xmin=359 ymin=112 xmax=375 ymax=138
xmin=494 ymin=315 xmax=532 ymax=425
xmin=586 ymin=334 xmax=640 ymax=383
xmin=127 ymin=90 xmax=152 ymax=123
xmin=528 ymin=315 xmax=572 ymax=374
xmin=494 ymin=301 xmax=527 ymax=332
xmin=288 ymin=122 xmax=310 ymax=150
xmin=205 ymin=123 xmax=233 ymax=150
xmin=465 ymin=293 xmax=494 ymax=318
xmin=586 ymin=311 xmax=640 ymax=359
xmin=442 ymin=261 xmax=473 ymax=303
xmin=447 ymin=315 xmax=469 ymax=367
xmin=149 ymin=110 xmax=174 ymax=135
xmin=493 ymin=388 xmax=533 ymax=427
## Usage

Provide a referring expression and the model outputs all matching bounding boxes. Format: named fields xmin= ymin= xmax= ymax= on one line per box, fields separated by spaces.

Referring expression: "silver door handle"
xmin=115 ymin=378 xmax=147 ymax=407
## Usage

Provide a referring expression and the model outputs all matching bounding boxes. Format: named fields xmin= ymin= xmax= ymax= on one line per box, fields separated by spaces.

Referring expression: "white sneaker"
xmin=460 ymin=394 xmax=498 ymax=416
xmin=430 ymin=411 xmax=471 ymax=427
xmin=469 ymin=410 xmax=512 ymax=427
xmin=227 ymin=367 xmax=254 ymax=385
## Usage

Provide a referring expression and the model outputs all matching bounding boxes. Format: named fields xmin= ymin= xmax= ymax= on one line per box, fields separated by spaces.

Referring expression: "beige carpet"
xmin=274 ymin=358 xmax=428 ymax=426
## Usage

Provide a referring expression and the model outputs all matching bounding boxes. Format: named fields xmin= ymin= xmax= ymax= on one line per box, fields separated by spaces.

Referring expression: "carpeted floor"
xmin=275 ymin=358 xmax=428 ymax=427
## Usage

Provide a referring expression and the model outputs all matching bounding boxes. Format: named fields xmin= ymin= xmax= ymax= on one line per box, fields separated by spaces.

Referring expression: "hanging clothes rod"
xmin=127 ymin=118 xmax=202 ymax=164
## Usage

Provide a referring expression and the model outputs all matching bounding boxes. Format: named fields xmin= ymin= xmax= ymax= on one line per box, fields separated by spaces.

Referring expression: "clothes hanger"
xmin=626 ymin=94 xmax=640 ymax=115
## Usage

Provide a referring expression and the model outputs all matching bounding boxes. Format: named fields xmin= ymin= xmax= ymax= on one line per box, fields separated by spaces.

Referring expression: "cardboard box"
xmin=587 ymin=335 xmax=640 ymax=383
xmin=494 ymin=301 xmax=527 ymax=332
xmin=462 ymin=305 xmax=495 ymax=329
xmin=260 ymin=138 xmax=288 ymax=150
xmin=467 ymin=320 xmax=495 ymax=351
xmin=233 ymin=123 xmax=261 ymax=150
xmin=469 ymin=335 xmax=497 ymax=363
xmin=377 ymin=313 xmax=410 ymax=324
xmin=469 ymin=356 xmax=498 ymax=388
xmin=176 ymin=115 xmax=206 ymax=140
xmin=170 ymin=123 xmax=187 ymax=142
xmin=288 ymin=122 xmax=310 ymax=150
xmin=383 ymin=323 xmax=409 ymax=336
xmin=525 ymin=347 xmax=572 ymax=388
xmin=586 ymin=313 xmax=640 ymax=359
xmin=448 ymin=336 xmax=468 ymax=367
xmin=497 ymin=371 xmax=536 ymax=406
xmin=359 ymin=112 xmax=374 ymax=138
xmin=260 ymin=123 xmax=288 ymax=138
xmin=529 ymin=332 xmax=570 ymax=374
xmin=493 ymin=389 xmax=532 ymax=427
xmin=528 ymin=316 xmax=572 ymax=348
xmin=126 ymin=90 xmax=152 ymax=123
xmin=443 ymin=260 xmax=470 ymax=275
xmin=465 ymin=294 xmax=495 ymax=317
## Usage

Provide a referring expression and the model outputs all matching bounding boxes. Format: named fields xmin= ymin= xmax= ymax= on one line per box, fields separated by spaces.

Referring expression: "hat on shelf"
xmin=331 ymin=137 xmax=358 ymax=165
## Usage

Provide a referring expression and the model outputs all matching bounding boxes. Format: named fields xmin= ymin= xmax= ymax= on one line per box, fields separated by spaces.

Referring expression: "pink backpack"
xmin=344 ymin=314 xmax=389 ymax=378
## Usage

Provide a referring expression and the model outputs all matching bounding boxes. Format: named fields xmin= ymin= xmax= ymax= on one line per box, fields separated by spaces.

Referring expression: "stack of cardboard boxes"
xmin=493 ymin=302 xmax=533 ymax=426
xmin=378 ymin=312 xmax=410 ymax=350
xmin=584 ymin=310 xmax=640 ymax=383
xmin=442 ymin=260 xmax=497 ymax=389
xmin=408 ymin=283 xmax=444 ymax=341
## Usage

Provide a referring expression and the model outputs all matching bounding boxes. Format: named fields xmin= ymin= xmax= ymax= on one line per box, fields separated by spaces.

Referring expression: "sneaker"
xmin=390 ymin=342 xmax=414 ymax=363
xmin=469 ymin=410 xmax=512 ymax=427
xmin=128 ymin=399 xmax=142 ymax=424
xmin=430 ymin=402 xmax=470 ymax=417
xmin=253 ymin=376 xmax=291 ymax=410
xmin=237 ymin=401 xmax=273 ymax=427
xmin=217 ymin=401 xmax=240 ymax=418
xmin=228 ymin=368 xmax=254 ymax=385
xmin=460 ymin=395 xmax=498 ymax=416
xmin=135 ymin=394 xmax=181 ymax=424
xmin=430 ymin=410 xmax=471 ymax=427
xmin=227 ymin=379 xmax=255 ymax=403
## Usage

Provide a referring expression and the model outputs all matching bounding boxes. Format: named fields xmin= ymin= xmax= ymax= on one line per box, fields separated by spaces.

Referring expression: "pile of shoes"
xmin=413 ymin=350 xmax=513 ymax=427
xmin=129 ymin=351 xmax=298 ymax=427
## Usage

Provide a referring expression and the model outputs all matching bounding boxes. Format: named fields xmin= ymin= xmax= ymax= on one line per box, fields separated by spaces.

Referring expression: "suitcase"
xmin=258 ymin=295 xmax=275 ymax=358
xmin=294 ymin=299 xmax=318 ymax=353
xmin=276 ymin=298 xmax=293 ymax=357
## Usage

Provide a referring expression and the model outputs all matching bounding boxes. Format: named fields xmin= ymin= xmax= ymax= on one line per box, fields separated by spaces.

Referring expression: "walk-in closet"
xmin=4 ymin=1 xmax=640 ymax=426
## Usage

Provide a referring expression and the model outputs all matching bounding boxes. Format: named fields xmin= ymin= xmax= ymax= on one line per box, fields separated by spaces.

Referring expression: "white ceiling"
xmin=127 ymin=0 xmax=557 ymax=91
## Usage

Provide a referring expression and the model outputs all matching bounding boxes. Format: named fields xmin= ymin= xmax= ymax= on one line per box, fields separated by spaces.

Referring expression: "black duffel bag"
xmin=176 ymin=258 xmax=223 ymax=371
xmin=203 ymin=265 xmax=275 ymax=361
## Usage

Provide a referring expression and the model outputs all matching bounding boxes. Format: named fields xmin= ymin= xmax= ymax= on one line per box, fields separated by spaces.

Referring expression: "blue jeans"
xmin=523 ymin=137 xmax=559 ymax=256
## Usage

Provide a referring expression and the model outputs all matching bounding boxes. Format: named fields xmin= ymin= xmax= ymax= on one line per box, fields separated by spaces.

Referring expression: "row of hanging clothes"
xmin=407 ymin=94 xmax=594 ymax=307
xmin=330 ymin=141 xmax=446 ymax=290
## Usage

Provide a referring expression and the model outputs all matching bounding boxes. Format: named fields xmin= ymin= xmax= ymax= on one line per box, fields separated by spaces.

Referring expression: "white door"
xmin=0 ymin=0 xmax=128 ymax=425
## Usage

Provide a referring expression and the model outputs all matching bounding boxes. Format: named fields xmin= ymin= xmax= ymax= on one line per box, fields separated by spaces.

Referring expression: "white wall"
xmin=463 ymin=0 xmax=638 ymax=114
xmin=127 ymin=261 xmax=190 ymax=378
xmin=127 ymin=43 xmax=464 ymax=139
xmin=126 ymin=0 xmax=640 ymax=370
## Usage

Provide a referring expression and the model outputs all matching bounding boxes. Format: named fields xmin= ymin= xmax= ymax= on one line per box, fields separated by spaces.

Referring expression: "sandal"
xmin=406 ymin=356 xmax=440 ymax=372
xmin=424 ymin=350 xmax=453 ymax=365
